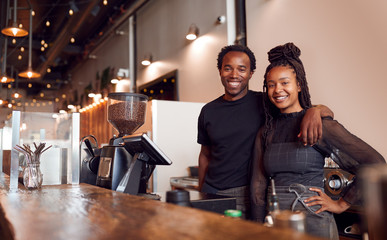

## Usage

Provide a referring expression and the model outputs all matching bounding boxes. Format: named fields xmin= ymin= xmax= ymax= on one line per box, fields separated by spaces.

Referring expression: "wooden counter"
xmin=0 ymin=173 xmax=323 ymax=240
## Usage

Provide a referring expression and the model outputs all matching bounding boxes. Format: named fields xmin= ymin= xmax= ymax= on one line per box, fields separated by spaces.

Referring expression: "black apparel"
xmin=251 ymin=110 xmax=385 ymax=224
xmin=197 ymin=90 xmax=264 ymax=190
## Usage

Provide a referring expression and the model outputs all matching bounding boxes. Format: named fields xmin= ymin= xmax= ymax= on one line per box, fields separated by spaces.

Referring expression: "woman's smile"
xmin=266 ymin=66 xmax=302 ymax=113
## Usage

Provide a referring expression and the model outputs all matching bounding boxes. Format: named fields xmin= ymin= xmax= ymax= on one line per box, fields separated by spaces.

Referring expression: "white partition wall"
xmin=148 ymin=100 xmax=204 ymax=194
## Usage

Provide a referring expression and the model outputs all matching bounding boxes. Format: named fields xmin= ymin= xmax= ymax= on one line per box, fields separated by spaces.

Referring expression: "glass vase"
xmin=23 ymin=163 xmax=43 ymax=189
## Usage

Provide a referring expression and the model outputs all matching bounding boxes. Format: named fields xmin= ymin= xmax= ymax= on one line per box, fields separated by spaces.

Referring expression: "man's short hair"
xmin=217 ymin=45 xmax=256 ymax=72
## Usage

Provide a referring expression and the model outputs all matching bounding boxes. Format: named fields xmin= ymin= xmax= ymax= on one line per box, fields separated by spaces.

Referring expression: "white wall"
xmin=150 ymin=100 xmax=204 ymax=193
xmin=246 ymin=0 xmax=387 ymax=159
xmin=136 ymin=0 xmax=228 ymax=103
xmin=69 ymin=0 xmax=387 ymax=160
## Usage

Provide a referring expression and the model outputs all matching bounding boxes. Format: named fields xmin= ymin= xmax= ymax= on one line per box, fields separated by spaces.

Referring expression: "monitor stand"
xmin=116 ymin=152 xmax=155 ymax=195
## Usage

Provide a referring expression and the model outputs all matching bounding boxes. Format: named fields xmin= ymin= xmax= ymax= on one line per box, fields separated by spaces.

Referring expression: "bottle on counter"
xmin=264 ymin=178 xmax=280 ymax=227
xmin=224 ymin=209 xmax=242 ymax=219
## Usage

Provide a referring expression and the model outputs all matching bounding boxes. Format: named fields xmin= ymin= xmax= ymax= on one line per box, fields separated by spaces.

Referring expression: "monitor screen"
xmin=122 ymin=133 xmax=172 ymax=165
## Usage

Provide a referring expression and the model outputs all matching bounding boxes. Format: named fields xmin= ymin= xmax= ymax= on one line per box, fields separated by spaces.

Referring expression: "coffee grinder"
xmin=96 ymin=92 xmax=172 ymax=195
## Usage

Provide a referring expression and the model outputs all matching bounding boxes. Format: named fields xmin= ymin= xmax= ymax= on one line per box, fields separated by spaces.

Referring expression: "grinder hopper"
xmin=107 ymin=92 xmax=148 ymax=137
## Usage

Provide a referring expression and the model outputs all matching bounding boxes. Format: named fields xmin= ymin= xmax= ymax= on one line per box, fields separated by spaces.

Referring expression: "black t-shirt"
xmin=197 ymin=90 xmax=264 ymax=190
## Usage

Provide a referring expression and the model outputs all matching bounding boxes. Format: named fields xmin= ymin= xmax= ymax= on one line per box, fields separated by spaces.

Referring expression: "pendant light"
xmin=19 ymin=9 xmax=41 ymax=79
xmin=1 ymin=37 xmax=15 ymax=83
xmin=1 ymin=0 xmax=15 ymax=83
xmin=1 ymin=0 xmax=28 ymax=37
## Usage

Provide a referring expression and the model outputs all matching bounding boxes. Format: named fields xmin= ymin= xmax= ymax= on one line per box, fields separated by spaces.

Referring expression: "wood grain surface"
xmin=0 ymin=173 xmax=323 ymax=240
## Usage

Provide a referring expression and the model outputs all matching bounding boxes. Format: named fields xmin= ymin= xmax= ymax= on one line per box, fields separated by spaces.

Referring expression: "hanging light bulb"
xmin=1 ymin=35 xmax=14 ymax=83
xmin=1 ymin=0 xmax=17 ymax=83
xmin=1 ymin=0 xmax=28 ymax=37
xmin=19 ymin=9 xmax=41 ymax=79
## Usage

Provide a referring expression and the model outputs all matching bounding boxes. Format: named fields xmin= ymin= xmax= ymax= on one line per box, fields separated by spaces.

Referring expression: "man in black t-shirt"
xmin=197 ymin=45 xmax=331 ymax=219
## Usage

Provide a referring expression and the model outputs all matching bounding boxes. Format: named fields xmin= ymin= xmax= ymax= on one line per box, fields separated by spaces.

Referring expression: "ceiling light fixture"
xmin=1 ymin=36 xmax=14 ymax=83
xmin=141 ymin=54 xmax=152 ymax=66
xmin=111 ymin=68 xmax=129 ymax=83
xmin=1 ymin=0 xmax=28 ymax=37
xmin=186 ymin=24 xmax=199 ymax=40
xmin=1 ymin=0 xmax=17 ymax=83
xmin=19 ymin=9 xmax=41 ymax=79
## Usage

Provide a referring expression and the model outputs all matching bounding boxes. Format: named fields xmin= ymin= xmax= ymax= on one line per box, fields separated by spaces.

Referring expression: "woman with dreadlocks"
xmin=250 ymin=42 xmax=385 ymax=239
